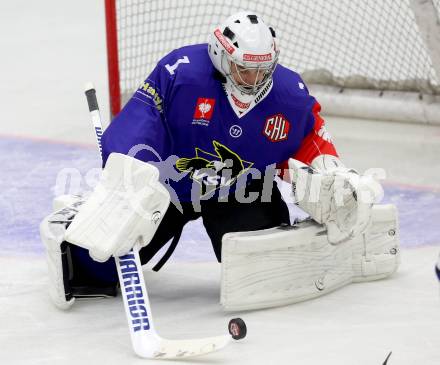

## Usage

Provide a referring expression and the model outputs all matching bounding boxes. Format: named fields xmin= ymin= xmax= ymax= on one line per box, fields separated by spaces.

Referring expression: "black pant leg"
xmin=201 ymin=181 xmax=290 ymax=262
xmin=138 ymin=202 xmax=200 ymax=265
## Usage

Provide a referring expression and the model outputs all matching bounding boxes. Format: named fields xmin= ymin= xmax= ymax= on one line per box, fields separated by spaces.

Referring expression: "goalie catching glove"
xmin=65 ymin=153 xmax=170 ymax=262
xmin=288 ymin=154 xmax=383 ymax=244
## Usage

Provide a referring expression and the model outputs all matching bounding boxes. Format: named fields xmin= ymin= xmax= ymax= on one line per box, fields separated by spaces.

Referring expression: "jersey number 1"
xmin=165 ymin=56 xmax=190 ymax=75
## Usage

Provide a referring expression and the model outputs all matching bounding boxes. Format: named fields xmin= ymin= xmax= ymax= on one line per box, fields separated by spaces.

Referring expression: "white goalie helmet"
xmin=208 ymin=11 xmax=279 ymax=95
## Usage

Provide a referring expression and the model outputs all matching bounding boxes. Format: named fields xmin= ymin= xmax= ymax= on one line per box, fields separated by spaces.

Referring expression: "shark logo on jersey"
xmin=175 ymin=140 xmax=253 ymax=196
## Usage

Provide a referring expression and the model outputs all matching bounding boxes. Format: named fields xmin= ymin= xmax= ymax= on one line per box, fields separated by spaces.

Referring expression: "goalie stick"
xmin=83 ymin=82 xmax=239 ymax=359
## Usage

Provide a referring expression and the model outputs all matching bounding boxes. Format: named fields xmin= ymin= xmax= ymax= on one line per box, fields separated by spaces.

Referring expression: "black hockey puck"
xmin=228 ymin=318 xmax=247 ymax=340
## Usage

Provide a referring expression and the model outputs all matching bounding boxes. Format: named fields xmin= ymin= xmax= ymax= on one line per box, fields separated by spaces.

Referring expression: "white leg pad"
xmin=40 ymin=196 xmax=85 ymax=310
xmin=221 ymin=204 xmax=399 ymax=311
xmin=40 ymin=210 xmax=74 ymax=310
xmin=52 ymin=194 xmax=84 ymax=212
xmin=352 ymin=204 xmax=400 ymax=282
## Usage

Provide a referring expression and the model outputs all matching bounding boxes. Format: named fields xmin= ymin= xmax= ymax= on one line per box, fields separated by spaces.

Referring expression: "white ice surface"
xmin=1 ymin=1 xmax=440 ymax=364
xmin=1 ymin=249 xmax=440 ymax=365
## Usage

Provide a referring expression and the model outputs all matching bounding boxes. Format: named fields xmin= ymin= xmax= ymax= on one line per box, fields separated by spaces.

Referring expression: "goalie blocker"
xmin=40 ymin=153 xmax=171 ymax=309
xmin=40 ymin=195 xmax=119 ymax=309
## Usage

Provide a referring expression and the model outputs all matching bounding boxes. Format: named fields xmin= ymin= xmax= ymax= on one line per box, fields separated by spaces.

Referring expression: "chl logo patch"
xmin=193 ymin=97 xmax=216 ymax=126
xmin=263 ymin=114 xmax=290 ymax=142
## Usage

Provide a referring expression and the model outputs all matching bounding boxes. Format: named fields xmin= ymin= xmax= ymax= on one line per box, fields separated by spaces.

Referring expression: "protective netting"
xmin=114 ymin=0 xmax=440 ymax=104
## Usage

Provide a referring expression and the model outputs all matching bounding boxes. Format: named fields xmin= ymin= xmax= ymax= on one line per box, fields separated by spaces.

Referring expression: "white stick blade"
xmin=135 ymin=335 xmax=231 ymax=359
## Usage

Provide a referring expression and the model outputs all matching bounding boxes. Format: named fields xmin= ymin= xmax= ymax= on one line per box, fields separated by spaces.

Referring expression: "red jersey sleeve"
xmin=277 ymin=101 xmax=338 ymax=180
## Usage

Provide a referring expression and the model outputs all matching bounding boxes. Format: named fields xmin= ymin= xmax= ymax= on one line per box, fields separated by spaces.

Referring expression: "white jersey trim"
xmin=222 ymin=79 xmax=273 ymax=118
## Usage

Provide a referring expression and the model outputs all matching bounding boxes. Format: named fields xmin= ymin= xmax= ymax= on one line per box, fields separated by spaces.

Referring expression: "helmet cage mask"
xmin=208 ymin=12 xmax=280 ymax=96
xmin=220 ymin=49 xmax=279 ymax=95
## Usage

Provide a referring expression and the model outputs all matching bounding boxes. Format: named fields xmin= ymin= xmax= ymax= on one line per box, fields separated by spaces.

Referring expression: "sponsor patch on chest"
xmin=263 ymin=114 xmax=290 ymax=142
xmin=192 ymin=97 xmax=216 ymax=126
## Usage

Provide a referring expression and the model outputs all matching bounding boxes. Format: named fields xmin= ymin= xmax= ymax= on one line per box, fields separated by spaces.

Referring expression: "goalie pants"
xmin=69 ymin=180 xmax=290 ymax=287
xmin=140 ymin=180 xmax=290 ymax=265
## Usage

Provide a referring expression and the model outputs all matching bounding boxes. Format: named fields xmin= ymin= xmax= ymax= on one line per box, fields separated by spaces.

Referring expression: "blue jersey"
xmin=102 ymin=44 xmax=337 ymax=202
